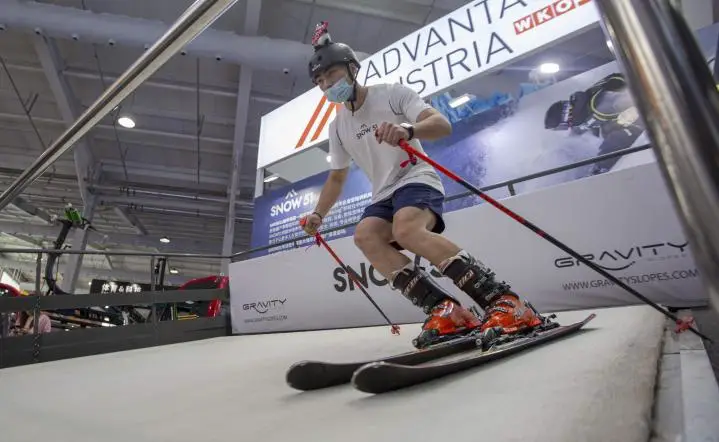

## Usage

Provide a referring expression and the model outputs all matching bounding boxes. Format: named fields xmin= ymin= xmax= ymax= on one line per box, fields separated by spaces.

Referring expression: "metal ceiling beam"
xmin=95 ymin=195 xmax=254 ymax=218
xmin=113 ymin=206 xmax=147 ymax=235
xmin=10 ymin=196 xmax=53 ymax=224
xmin=0 ymin=220 xmax=235 ymax=254
xmin=222 ymin=0 xmax=261 ymax=274
xmin=32 ymin=34 xmax=96 ymax=205
xmin=0 ymin=0 xmax=357 ymax=74
xmin=0 ymin=111 xmax=237 ymax=147
xmin=89 ymin=184 xmax=253 ymax=207
xmin=0 ymin=0 xmax=242 ymax=213
xmin=2 ymin=62 xmax=289 ymax=106
xmin=99 ymin=160 xmax=237 ymax=187
xmin=290 ymin=0 xmax=433 ymax=25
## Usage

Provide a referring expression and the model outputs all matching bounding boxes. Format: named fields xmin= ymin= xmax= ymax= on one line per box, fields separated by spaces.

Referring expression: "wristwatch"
xmin=400 ymin=123 xmax=414 ymax=140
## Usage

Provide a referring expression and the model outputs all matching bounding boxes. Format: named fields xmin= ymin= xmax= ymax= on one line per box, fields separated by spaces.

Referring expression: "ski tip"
xmin=285 ymin=361 xmax=314 ymax=388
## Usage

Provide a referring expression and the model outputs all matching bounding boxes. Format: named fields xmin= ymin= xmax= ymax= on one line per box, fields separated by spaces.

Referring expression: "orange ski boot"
xmin=480 ymin=292 xmax=544 ymax=335
xmin=390 ymin=263 xmax=483 ymax=349
xmin=439 ymin=250 xmax=550 ymax=342
xmin=413 ymin=299 xmax=483 ymax=349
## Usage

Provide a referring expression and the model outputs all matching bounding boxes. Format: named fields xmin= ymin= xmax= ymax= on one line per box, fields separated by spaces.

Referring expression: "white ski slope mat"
xmin=0 ymin=305 xmax=665 ymax=442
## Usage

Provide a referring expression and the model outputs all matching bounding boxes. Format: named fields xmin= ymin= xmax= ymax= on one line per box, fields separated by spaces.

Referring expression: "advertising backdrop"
xmin=231 ymin=163 xmax=708 ymax=334
xmin=251 ymin=22 xmax=719 ymax=254
xmin=251 ymin=62 xmax=646 ymax=253
xmin=258 ymin=0 xmax=600 ymax=168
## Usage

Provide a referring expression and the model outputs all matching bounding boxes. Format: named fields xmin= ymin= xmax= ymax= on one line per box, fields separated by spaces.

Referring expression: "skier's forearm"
xmin=413 ymin=109 xmax=452 ymax=141
xmin=314 ymin=168 xmax=348 ymax=218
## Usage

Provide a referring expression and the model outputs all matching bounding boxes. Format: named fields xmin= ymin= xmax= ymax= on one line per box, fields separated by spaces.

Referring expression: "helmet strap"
xmin=347 ymin=63 xmax=358 ymax=115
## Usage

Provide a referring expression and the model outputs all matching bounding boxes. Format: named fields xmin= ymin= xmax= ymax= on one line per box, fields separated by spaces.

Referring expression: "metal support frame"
xmin=221 ymin=0 xmax=262 ymax=274
xmin=31 ymin=34 xmax=95 ymax=205
xmin=0 ymin=0 xmax=240 ymax=212
xmin=0 ymin=221 xmax=233 ymax=255
xmin=60 ymin=194 xmax=97 ymax=293
xmin=594 ymin=0 xmax=719 ymax=315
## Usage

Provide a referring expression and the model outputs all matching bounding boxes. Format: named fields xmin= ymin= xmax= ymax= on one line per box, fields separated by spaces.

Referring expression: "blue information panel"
xmin=251 ymin=165 xmax=373 ymax=256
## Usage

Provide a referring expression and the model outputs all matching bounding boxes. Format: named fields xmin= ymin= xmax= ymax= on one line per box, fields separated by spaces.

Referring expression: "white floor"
xmin=0 ymin=305 xmax=668 ymax=442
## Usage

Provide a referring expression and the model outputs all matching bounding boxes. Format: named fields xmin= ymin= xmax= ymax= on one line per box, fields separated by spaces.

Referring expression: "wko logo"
xmin=270 ymin=189 xmax=316 ymax=217
xmin=295 ymin=95 xmax=339 ymax=149
xmin=513 ymin=0 xmax=593 ymax=35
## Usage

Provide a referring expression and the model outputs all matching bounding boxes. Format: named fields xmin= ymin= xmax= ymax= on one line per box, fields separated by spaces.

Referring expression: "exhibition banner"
xmin=230 ymin=162 xmax=708 ymax=334
xmin=251 ymin=61 xmax=654 ymax=253
xmin=258 ymin=0 xmax=601 ymax=168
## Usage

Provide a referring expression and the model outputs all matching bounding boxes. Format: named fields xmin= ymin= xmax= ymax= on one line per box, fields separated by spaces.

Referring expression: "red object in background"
xmin=0 ymin=282 xmax=23 ymax=297
xmin=177 ymin=275 xmax=228 ymax=318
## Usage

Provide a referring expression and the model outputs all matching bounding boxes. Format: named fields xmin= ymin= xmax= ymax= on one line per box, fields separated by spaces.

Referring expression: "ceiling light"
xmin=449 ymin=94 xmax=471 ymax=108
xmin=263 ymin=174 xmax=279 ymax=183
xmin=117 ymin=116 xmax=135 ymax=128
xmin=160 ymin=236 xmax=170 ymax=243
xmin=326 ymin=155 xmax=332 ymax=163
xmin=539 ymin=62 xmax=560 ymax=74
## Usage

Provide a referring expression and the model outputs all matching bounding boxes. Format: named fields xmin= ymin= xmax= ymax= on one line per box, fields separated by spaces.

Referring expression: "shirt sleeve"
xmin=390 ymin=83 xmax=434 ymax=123
xmin=328 ymin=121 xmax=351 ymax=170
xmin=38 ymin=314 xmax=52 ymax=333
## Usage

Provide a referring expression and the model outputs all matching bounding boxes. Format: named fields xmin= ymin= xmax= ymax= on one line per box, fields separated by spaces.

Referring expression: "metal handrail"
xmin=595 ymin=0 xmax=719 ymax=315
xmin=0 ymin=0 xmax=240 ymax=212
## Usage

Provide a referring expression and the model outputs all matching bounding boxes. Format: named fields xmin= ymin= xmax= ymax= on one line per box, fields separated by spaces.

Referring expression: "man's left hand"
xmin=375 ymin=122 xmax=409 ymax=146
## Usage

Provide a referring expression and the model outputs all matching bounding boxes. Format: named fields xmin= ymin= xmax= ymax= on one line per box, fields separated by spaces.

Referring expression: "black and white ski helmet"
xmin=307 ymin=22 xmax=360 ymax=83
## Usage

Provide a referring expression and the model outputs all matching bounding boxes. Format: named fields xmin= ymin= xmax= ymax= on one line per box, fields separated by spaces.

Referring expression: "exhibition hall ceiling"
xmin=0 ymin=0 xmax=611 ymax=287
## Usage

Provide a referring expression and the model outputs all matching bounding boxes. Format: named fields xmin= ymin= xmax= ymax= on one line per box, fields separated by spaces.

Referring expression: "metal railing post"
xmin=595 ymin=0 xmax=719 ymax=315
xmin=33 ymin=252 xmax=42 ymax=362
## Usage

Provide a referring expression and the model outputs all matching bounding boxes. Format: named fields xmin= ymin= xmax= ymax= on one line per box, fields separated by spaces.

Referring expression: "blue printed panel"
xmin=250 ymin=166 xmax=373 ymax=256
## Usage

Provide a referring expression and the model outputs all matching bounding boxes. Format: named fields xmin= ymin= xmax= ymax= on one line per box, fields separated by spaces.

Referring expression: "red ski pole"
xmin=300 ymin=218 xmax=401 ymax=335
xmin=397 ymin=140 xmax=709 ymax=342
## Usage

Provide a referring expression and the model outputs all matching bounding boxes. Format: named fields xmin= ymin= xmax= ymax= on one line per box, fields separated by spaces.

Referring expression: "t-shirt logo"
xmin=356 ymin=123 xmax=378 ymax=140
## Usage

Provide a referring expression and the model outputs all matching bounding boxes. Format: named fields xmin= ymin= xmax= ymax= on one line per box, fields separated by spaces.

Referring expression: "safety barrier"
xmin=0 ymin=288 xmax=230 ymax=369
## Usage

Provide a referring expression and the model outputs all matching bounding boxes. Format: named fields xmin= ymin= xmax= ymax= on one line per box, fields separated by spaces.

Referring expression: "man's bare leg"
xmin=353 ymin=216 xmax=410 ymax=279
xmin=391 ymin=205 xmax=544 ymax=337
xmin=390 ymin=206 xmax=461 ymax=267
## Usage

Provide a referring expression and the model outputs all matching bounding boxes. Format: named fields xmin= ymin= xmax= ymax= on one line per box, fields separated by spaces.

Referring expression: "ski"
xmin=351 ymin=313 xmax=597 ymax=394
xmin=286 ymin=333 xmax=483 ymax=391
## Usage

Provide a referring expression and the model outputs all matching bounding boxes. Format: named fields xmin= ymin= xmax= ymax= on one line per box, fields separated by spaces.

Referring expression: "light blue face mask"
xmin=324 ymin=77 xmax=354 ymax=103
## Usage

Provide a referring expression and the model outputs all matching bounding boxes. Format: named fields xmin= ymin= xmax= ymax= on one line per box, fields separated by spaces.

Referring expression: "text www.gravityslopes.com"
xmin=562 ymin=268 xmax=700 ymax=291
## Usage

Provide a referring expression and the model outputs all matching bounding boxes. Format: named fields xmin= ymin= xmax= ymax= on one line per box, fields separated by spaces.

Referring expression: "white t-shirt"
xmin=328 ymin=82 xmax=445 ymax=203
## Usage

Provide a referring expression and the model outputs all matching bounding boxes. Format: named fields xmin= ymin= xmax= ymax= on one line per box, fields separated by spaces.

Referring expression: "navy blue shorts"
xmin=360 ymin=183 xmax=446 ymax=235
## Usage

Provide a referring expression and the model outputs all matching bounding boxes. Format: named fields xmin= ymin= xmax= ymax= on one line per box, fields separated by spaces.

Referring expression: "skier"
xmin=544 ymin=73 xmax=645 ymax=175
xmin=300 ymin=23 xmax=543 ymax=348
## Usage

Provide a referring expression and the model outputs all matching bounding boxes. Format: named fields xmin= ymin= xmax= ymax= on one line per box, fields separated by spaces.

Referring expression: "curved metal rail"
xmin=595 ymin=0 xmax=719 ymax=315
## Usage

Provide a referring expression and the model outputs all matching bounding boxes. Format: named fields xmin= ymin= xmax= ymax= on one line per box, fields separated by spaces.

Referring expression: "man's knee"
xmin=354 ymin=219 xmax=391 ymax=252
xmin=392 ymin=208 xmax=433 ymax=248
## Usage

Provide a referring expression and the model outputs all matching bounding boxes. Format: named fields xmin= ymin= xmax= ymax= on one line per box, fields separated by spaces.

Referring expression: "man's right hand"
xmin=301 ymin=212 xmax=323 ymax=236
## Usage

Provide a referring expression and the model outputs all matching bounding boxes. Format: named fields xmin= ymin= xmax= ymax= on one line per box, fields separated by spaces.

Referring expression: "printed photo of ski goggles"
xmin=544 ymin=93 xmax=578 ymax=131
